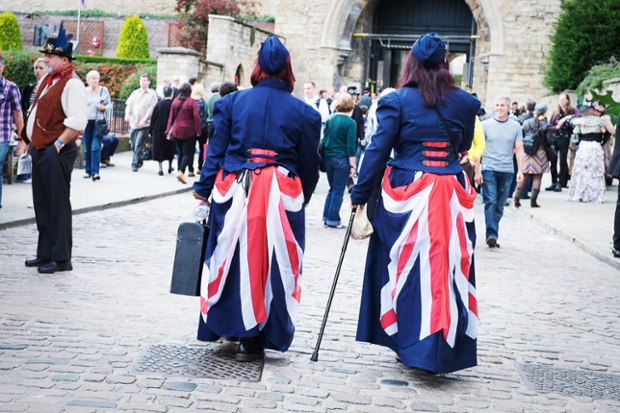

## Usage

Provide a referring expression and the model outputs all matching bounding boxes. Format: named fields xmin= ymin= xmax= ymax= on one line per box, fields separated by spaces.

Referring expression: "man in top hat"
xmin=18 ymin=23 xmax=88 ymax=274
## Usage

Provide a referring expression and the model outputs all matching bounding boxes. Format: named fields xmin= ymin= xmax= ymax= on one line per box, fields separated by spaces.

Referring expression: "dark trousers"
xmin=614 ymin=183 xmax=620 ymax=250
xmin=176 ymin=137 xmax=196 ymax=174
xmin=549 ymin=138 xmax=570 ymax=186
xmin=31 ymin=143 xmax=78 ymax=262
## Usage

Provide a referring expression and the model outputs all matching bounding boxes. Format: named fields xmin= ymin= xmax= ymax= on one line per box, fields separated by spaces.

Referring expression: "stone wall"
xmin=14 ymin=13 xmax=175 ymax=58
xmin=203 ymin=15 xmax=274 ymax=89
xmin=3 ymin=0 xmax=279 ymax=19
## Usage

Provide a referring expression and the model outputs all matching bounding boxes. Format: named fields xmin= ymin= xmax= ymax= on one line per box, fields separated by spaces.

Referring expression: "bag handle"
xmin=96 ymin=87 xmax=108 ymax=121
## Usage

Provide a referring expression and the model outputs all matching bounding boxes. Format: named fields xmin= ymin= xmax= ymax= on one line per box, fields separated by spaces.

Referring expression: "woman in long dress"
xmin=568 ymin=102 xmax=615 ymax=203
xmin=350 ymin=33 xmax=481 ymax=374
xmin=192 ymin=36 xmax=322 ymax=361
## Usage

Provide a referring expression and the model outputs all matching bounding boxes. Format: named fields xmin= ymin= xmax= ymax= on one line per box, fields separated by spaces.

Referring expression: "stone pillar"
xmin=156 ymin=47 xmax=204 ymax=90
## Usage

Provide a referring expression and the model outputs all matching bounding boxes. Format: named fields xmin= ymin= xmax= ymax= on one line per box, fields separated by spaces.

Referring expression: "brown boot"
xmin=530 ymin=188 xmax=540 ymax=208
xmin=513 ymin=187 xmax=523 ymax=208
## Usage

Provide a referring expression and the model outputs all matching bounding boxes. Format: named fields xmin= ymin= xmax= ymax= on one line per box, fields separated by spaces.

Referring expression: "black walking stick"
xmin=311 ymin=207 xmax=357 ymax=362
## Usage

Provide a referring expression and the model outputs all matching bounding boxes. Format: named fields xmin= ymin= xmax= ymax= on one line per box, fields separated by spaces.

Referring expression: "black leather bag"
xmin=95 ymin=118 xmax=109 ymax=137
xmin=142 ymin=146 xmax=153 ymax=161
xmin=170 ymin=221 xmax=209 ymax=296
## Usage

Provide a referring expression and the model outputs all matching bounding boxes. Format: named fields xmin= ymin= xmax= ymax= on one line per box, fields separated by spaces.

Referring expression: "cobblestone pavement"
xmin=1 ymin=177 xmax=619 ymax=412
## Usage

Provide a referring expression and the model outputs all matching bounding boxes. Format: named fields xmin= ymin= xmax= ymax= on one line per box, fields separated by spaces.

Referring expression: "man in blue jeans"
xmin=477 ymin=95 xmax=524 ymax=248
xmin=0 ymin=55 xmax=25 ymax=209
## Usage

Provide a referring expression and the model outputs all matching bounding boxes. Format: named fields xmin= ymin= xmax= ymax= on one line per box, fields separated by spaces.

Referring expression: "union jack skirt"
xmin=197 ymin=166 xmax=306 ymax=351
xmin=356 ymin=167 xmax=479 ymax=373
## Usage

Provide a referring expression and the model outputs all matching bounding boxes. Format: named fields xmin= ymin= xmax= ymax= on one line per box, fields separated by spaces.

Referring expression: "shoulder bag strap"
xmin=433 ymin=106 xmax=458 ymax=152
xmin=169 ymin=98 xmax=187 ymax=130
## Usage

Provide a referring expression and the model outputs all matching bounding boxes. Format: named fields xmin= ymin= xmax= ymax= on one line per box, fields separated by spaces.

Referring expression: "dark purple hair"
xmin=396 ymin=51 xmax=458 ymax=107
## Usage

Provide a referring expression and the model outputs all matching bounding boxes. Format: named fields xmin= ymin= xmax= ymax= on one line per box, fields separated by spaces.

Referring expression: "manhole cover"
xmin=516 ymin=363 xmax=620 ymax=401
xmin=131 ymin=344 xmax=264 ymax=382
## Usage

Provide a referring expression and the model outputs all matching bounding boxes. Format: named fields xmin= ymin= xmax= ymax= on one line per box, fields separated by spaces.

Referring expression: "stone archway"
xmin=320 ymin=0 xmax=504 ymax=99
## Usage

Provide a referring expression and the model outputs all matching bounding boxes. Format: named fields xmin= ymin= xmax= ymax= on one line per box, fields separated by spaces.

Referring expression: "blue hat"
xmin=412 ymin=32 xmax=446 ymax=66
xmin=258 ymin=35 xmax=290 ymax=75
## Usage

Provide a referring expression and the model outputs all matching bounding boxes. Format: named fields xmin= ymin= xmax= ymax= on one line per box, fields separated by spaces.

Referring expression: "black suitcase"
xmin=170 ymin=221 xmax=209 ymax=296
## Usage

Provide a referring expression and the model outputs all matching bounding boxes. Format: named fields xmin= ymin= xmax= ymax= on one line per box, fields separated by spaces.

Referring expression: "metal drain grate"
xmin=131 ymin=344 xmax=264 ymax=382
xmin=516 ymin=363 xmax=620 ymax=401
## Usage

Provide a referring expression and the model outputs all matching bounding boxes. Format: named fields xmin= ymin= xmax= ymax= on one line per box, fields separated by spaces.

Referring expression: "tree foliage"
xmin=175 ymin=0 xmax=253 ymax=52
xmin=545 ymin=0 xmax=620 ymax=93
xmin=0 ymin=12 xmax=23 ymax=51
xmin=116 ymin=15 xmax=150 ymax=59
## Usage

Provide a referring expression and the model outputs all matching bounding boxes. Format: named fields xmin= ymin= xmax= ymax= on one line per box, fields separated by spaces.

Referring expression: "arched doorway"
xmin=367 ymin=0 xmax=476 ymax=89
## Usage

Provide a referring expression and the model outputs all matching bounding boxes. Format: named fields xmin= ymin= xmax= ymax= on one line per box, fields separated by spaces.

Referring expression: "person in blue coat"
xmin=350 ymin=33 xmax=481 ymax=374
xmin=192 ymin=35 xmax=322 ymax=361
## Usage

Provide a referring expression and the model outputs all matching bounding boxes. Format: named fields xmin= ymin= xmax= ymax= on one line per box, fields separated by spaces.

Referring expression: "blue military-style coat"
xmin=194 ymin=78 xmax=322 ymax=203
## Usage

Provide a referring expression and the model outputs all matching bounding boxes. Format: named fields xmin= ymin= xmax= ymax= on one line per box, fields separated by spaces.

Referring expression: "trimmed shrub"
xmin=116 ymin=15 xmax=150 ymax=59
xmin=545 ymin=0 xmax=620 ymax=93
xmin=0 ymin=12 xmax=23 ymax=51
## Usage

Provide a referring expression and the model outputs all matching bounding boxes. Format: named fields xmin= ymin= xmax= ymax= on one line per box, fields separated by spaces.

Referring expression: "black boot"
xmin=530 ymin=188 xmax=541 ymax=208
xmin=235 ymin=337 xmax=264 ymax=362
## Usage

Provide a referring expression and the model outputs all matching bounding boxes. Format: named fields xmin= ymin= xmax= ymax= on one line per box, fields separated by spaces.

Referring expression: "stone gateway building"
xmin=8 ymin=0 xmax=561 ymax=109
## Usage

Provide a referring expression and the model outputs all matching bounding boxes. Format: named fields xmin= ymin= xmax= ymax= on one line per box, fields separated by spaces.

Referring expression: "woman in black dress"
xmin=149 ymin=86 xmax=176 ymax=175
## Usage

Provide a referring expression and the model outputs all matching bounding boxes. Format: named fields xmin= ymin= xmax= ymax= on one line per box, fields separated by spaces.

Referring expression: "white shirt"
xmin=304 ymin=95 xmax=330 ymax=123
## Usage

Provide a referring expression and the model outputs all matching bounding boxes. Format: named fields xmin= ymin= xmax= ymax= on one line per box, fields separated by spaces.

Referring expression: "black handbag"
xmin=318 ymin=138 xmax=326 ymax=172
xmin=95 ymin=88 xmax=110 ymax=137
xmin=142 ymin=146 xmax=153 ymax=161
xmin=170 ymin=221 xmax=209 ymax=296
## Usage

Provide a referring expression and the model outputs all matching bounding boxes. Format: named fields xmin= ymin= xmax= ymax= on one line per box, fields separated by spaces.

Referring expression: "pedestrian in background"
xmin=21 ymin=58 xmax=47 ymax=118
xmin=548 ymin=92 xmax=579 ymax=191
xmin=150 ymin=86 xmax=176 ymax=176
xmin=0 ymin=55 xmax=24 ymax=208
xmin=166 ymin=82 xmax=200 ymax=184
xmin=350 ymin=32 xmax=481 ymax=374
xmin=514 ymin=104 xmax=553 ymax=208
xmin=82 ymin=70 xmax=111 ymax=181
xmin=568 ymin=101 xmax=615 ymax=203
xmin=192 ymin=35 xmax=321 ymax=362
xmin=608 ymin=112 xmax=620 ymax=258
xmin=125 ymin=74 xmax=158 ymax=172
xmin=321 ymin=93 xmax=357 ymax=229
xmin=19 ymin=24 xmax=88 ymax=273
xmin=478 ymin=95 xmax=524 ymax=248
xmin=192 ymin=84 xmax=208 ymax=174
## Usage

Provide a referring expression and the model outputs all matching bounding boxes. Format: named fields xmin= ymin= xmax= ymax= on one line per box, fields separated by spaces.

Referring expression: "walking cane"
xmin=310 ymin=207 xmax=357 ymax=362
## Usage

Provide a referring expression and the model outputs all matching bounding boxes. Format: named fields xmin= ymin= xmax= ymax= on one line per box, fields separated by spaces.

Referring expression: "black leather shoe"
xmin=38 ymin=261 xmax=73 ymax=274
xmin=235 ymin=337 xmax=264 ymax=362
xmin=612 ymin=248 xmax=620 ymax=258
xmin=545 ymin=184 xmax=556 ymax=191
xmin=25 ymin=258 xmax=51 ymax=267
xmin=553 ymin=183 xmax=562 ymax=192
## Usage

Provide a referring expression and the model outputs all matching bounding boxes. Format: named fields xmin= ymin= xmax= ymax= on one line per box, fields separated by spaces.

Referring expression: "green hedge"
xmin=0 ymin=50 xmax=156 ymax=99
xmin=117 ymin=65 xmax=158 ymax=100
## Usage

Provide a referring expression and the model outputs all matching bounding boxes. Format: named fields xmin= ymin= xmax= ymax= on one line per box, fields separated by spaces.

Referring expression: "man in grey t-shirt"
xmin=476 ymin=95 xmax=525 ymax=248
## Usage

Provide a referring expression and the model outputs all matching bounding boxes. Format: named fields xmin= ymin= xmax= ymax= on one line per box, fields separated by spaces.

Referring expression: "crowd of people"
xmin=3 ymin=25 xmax=620 ymax=377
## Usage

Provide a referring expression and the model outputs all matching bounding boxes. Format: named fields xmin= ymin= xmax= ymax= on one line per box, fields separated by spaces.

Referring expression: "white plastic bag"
xmin=16 ymin=154 xmax=32 ymax=176
xmin=350 ymin=204 xmax=373 ymax=240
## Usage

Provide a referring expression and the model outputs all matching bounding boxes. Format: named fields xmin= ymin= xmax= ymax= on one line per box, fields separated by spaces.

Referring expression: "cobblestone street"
xmin=1 ymin=175 xmax=620 ymax=412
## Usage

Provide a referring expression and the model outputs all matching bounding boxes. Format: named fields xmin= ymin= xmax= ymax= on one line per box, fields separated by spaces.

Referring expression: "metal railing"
xmin=108 ymin=99 xmax=129 ymax=135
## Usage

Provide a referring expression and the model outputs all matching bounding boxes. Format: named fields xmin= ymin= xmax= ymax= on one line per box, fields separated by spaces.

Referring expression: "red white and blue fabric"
xmin=199 ymin=164 xmax=304 ymax=349
xmin=378 ymin=167 xmax=478 ymax=347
